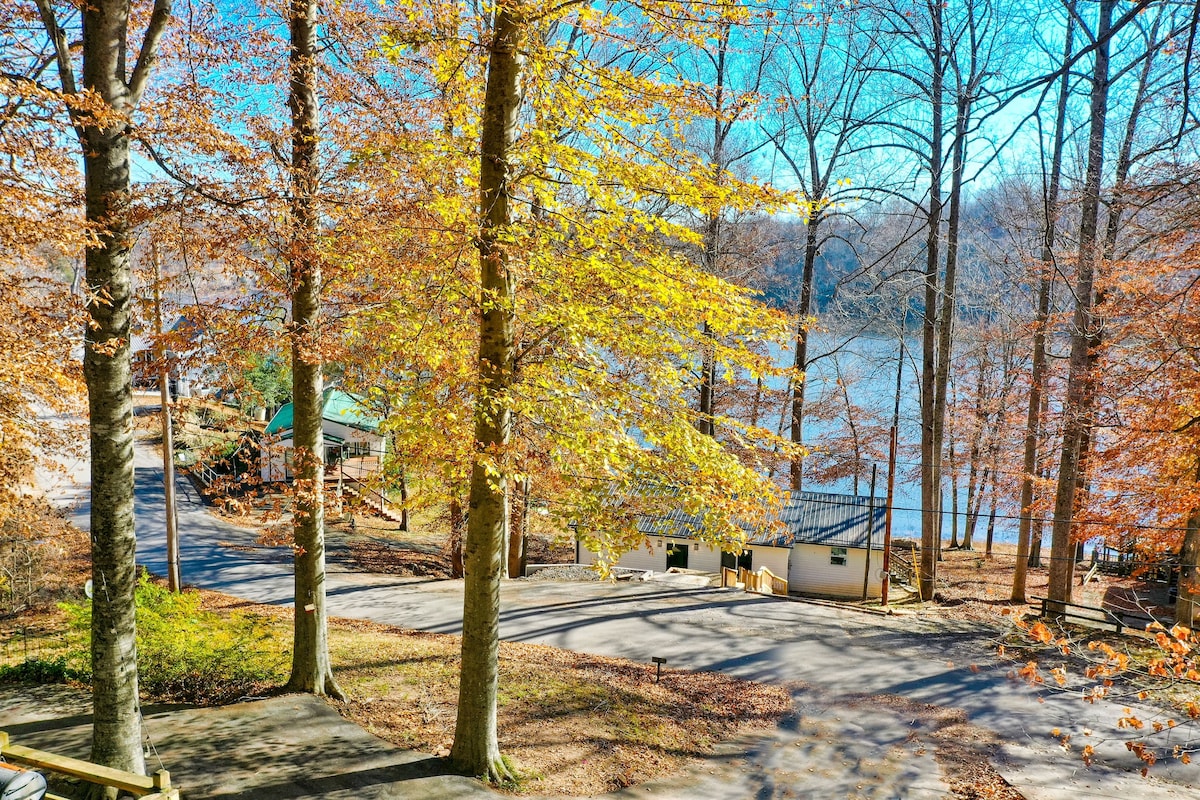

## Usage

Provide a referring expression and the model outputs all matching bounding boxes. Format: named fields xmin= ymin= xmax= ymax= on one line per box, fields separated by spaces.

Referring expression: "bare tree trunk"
xmin=83 ymin=101 xmax=145 ymax=787
xmin=36 ymin=0 xmax=170 ymax=779
xmin=152 ymin=242 xmax=180 ymax=592
xmin=918 ymin=0 xmax=945 ymax=601
xmin=949 ymin=439 xmax=960 ymax=549
xmin=1177 ymin=458 xmax=1200 ymax=625
xmin=789 ymin=216 xmax=820 ymax=491
xmin=964 ymin=467 xmax=990 ymax=551
xmin=962 ymin=343 xmax=991 ymax=551
xmin=697 ymin=22 xmax=730 ymax=439
xmin=284 ymin=0 xmax=341 ymax=699
xmin=1048 ymin=0 xmax=1115 ymax=615
xmin=507 ymin=477 xmax=528 ymax=579
xmin=398 ymin=470 xmax=409 ymax=533
xmin=451 ymin=5 xmax=521 ymax=782
xmin=449 ymin=498 xmax=465 ymax=578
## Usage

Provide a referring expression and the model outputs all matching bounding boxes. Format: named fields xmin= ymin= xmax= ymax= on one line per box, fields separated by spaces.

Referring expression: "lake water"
xmin=784 ymin=329 xmax=1022 ymax=547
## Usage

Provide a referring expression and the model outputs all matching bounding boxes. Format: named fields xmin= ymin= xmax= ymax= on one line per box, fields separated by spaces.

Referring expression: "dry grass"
xmin=931 ymin=542 xmax=1127 ymax=623
xmin=328 ymin=618 xmax=790 ymax=794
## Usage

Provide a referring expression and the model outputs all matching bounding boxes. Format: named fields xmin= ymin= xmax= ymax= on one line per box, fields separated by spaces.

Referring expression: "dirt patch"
xmin=851 ymin=694 xmax=1025 ymax=800
xmin=932 ymin=544 xmax=1131 ymax=624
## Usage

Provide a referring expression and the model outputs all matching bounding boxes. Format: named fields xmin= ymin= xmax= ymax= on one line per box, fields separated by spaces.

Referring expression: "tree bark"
xmin=1048 ymin=0 xmax=1115 ymax=615
xmin=152 ymin=242 xmax=180 ymax=592
xmin=918 ymin=0 xmax=945 ymax=601
xmin=451 ymin=4 xmax=522 ymax=783
xmin=284 ymin=0 xmax=341 ymax=699
xmin=37 ymin=0 xmax=171 ymax=779
xmin=789 ymin=214 xmax=820 ymax=491
xmin=84 ymin=103 xmax=145 ymax=786
xmin=1177 ymin=461 xmax=1200 ymax=625
xmin=449 ymin=498 xmax=465 ymax=578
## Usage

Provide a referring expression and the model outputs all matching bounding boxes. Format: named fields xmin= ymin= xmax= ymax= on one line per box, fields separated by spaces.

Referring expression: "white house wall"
xmin=788 ymin=543 xmax=883 ymax=599
xmin=260 ymin=424 xmax=385 ymax=483
xmin=579 ymin=538 xmax=789 ymax=577
xmin=324 ymin=421 xmax=385 ymax=456
xmin=261 ymin=443 xmax=289 ymax=483
xmin=747 ymin=545 xmax=790 ymax=579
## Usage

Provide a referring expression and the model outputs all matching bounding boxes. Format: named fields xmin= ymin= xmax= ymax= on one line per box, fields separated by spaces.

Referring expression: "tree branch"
xmin=128 ymin=0 xmax=173 ymax=109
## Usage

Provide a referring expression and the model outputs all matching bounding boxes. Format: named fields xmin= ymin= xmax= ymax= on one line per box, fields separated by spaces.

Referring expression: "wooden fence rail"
xmin=0 ymin=732 xmax=180 ymax=800
xmin=1029 ymin=595 xmax=1156 ymax=635
xmin=722 ymin=566 xmax=788 ymax=596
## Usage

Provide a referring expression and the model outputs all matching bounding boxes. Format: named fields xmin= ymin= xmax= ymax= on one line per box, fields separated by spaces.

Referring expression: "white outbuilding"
xmin=578 ymin=490 xmax=888 ymax=600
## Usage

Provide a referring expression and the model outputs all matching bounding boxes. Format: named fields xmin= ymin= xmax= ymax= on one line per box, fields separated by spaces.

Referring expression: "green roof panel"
xmin=263 ymin=388 xmax=380 ymax=436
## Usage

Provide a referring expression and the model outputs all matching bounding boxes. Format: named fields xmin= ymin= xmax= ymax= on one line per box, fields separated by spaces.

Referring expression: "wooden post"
xmin=862 ymin=465 xmax=877 ymax=601
xmin=881 ymin=330 xmax=905 ymax=607
xmin=153 ymin=242 xmax=181 ymax=592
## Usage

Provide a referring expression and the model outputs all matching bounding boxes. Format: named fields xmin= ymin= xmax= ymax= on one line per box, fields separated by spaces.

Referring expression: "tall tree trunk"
xmin=964 ymin=467 xmax=990 ymax=551
xmin=507 ymin=475 xmax=529 ymax=579
xmin=152 ymin=242 xmax=180 ymax=592
xmin=697 ymin=21 xmax=730 ymax=439
xmin=918 ymin=0 xmax=945 ymax=601
xmin=789 ymin=215 xmax=820 ymax=491
xmin=1011 ymin=6 xmax=1072 ymax=595
xmin=284 ymin=0 xmax=341 ymax=698
xmin=83 ymin=86 xmax=145 ymax=787
xmin=451 ymin=5 xmax=521 ymax=783
xmin=1177 ymin=457 xmax=1200 ymax=625
xmin=37 ymin=0 xmax=170 ymax=779
xmin=449 ymin=497 xmax=465 ymax=578
xmin=962 ymin=343 xmax=991 ymax=551
xmin=949 ymin=439 xmax=960 ymax=549
xmin=1048 ymin=0 xmax=1115 ymax=615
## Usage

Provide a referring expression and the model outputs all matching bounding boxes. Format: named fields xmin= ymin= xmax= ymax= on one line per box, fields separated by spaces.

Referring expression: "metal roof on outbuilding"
xmin=634 ymin=490 xmax=887 ymax=551
xmin=764 ymin=491 xmax=888 ymax=551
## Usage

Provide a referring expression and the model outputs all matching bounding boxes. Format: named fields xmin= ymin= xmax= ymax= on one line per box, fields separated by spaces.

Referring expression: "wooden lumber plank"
xmin=0 ymin=742 xmax=157 ymax=794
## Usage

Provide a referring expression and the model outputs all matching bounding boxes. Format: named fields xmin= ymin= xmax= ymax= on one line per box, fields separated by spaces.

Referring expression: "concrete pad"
xmin=1 ymin=687 xmax=495 ymax=800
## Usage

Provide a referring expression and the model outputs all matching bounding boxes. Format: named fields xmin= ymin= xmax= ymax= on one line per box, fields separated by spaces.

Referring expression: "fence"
xmin=1030 ymin=595 xmax=1157 ymax=635
xmin=0 ymin=626 xmax=67 ymax=664
xmin=0 ymin=732 xmax=180 ymax=800
xmin=721 ymin=566 xmax=788 ymax=596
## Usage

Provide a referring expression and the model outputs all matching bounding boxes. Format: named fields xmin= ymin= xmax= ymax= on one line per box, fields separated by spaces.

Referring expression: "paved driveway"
xmin=44 ymin=427 xmax=1200 ymax=799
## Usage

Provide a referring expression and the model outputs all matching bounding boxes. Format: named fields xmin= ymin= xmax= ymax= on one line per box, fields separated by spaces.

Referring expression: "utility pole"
xmin=153 ymin=241 xmax=181 ymax=592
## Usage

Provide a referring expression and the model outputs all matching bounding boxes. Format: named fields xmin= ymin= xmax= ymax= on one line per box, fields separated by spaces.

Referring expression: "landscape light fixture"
xmin=651 ymin=656 xmax=667 ymax=683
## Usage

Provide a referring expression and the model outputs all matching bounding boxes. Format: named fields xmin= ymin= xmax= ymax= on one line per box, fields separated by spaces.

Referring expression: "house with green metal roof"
xmin=260 ymin=388 xmax=385 ymax=483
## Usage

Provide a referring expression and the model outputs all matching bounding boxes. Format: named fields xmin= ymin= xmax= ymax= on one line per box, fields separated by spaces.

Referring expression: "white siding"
xmin=261 ymin=443 xmax=289 ymax=483
xmin=788 ymin=543 xmax=883 ymax=599
xmin=260 ymin=423 xmax=385 ymax=483
xmin=579 ymin=538 xmax=789 ymax=577
xmin=325 ymin=421 xmax=385 ymax=456
xmin=748 ymin=546 xmax=790 ymax=580
xmin=580 ymin=541 xmax=663 ymax=572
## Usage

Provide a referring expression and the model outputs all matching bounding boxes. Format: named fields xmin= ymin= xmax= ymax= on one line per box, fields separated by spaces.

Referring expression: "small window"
xmin=830 ymin=547 xmax=848 ymax=566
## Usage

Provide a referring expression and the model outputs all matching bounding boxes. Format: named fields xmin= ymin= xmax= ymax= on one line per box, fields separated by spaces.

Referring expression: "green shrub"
xmin=0 ymin=656 xmax=82 ymax=684
xmin=59 ymin=573 xmax=288 ymax=704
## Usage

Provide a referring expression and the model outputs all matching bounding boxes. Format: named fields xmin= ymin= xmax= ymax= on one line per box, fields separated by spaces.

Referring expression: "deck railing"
xmin=0 ymin=732 xmax=180 ymax=799
xmin=723 ymin=566 xmax=788 ymax=596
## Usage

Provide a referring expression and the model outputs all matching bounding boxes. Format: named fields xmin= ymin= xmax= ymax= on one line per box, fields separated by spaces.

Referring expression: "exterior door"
xmin=666 ymin=542 xmax=689 ymax=570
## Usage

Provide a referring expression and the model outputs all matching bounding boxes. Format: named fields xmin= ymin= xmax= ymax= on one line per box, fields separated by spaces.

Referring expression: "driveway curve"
xmin=40 ymin=424 xmax=1200 ymax=800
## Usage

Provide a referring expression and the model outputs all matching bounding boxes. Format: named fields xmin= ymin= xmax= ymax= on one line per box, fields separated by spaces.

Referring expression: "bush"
xmin=59 ymin=573 xmax=288 ymax=704
xmin=0 ymin=656 xmax=82 ymax=684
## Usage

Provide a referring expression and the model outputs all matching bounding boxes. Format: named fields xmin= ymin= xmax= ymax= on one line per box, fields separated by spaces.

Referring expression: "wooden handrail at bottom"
xmin=0 ymin=732 xmax=178 ymax=799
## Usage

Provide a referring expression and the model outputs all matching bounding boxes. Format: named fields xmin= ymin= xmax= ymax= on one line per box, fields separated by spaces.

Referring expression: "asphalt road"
xmin=44 ymin=421 xmax=1200 ymax=800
